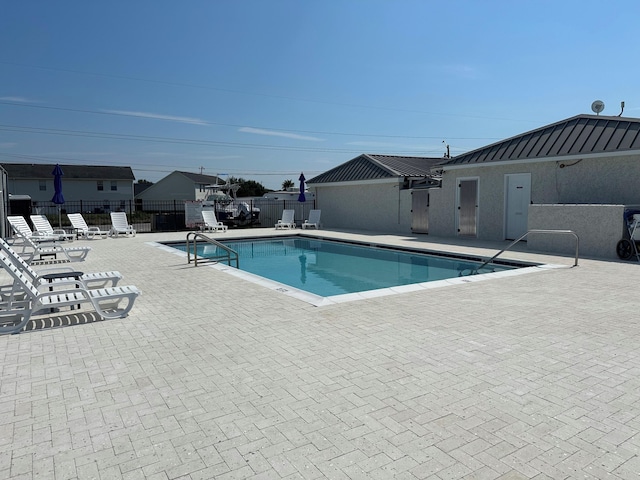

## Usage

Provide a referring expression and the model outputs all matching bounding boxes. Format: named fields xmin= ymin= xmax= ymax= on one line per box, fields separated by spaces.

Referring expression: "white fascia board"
xmin=307 ymin=177 xmax=401 ymax=187
xmin=441 ymin=149 xmax=640 ymax=171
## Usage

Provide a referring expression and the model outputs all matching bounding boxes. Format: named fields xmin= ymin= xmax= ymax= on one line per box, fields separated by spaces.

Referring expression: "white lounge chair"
xmin=0 ymin=251 xmax=140 ymax=335
xmin=0 ymin=238 xmax=122 ymax=305
xmin=109 ymin=212 xmax=136 ymax=237
xmin=9 ymin=233 xmax=91 ymax=264
xmin=67 ymin=213 xmax=110 ymax=239
xmin=30 ymin=214 xmax=75 ymax=241
xmin=7 ymin=216 xmax=59 ymax=242
xmin=275 ymin=209 xmax=295 ymax=229
xmin=201 ymin=209 xmax=228 ymax=232
xmin=302 ymin=210 xmax=321 ymax=229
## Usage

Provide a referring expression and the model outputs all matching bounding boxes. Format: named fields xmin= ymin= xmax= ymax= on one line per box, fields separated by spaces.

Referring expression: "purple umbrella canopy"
xmin=298 ymin=172 xmax=306 ymax=202
xmin=51 ymin=164 xmax=65 ymax=205
xmin=51 ymin=164 xmax=65 ymax=227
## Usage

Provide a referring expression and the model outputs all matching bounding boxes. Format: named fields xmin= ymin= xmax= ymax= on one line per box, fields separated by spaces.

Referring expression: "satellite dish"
xmin=591 ymin=100 xmax=605 ymax=115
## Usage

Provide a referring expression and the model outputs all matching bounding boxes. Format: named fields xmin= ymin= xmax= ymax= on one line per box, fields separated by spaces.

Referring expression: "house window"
xmin=97 ymin=181 xmax=104 ymax=191
xmin=199 ymin=184 xmax=206 ymax=192
xmin=39 ymin=180 xmax=46 ymax=191
xmin=111 ymin=181 xmax=117 ymax=191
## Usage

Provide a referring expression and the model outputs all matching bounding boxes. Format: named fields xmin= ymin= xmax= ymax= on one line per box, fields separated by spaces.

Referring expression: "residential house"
xmin=1 ymin=163 xmax=135 ymax=217
xmin=2 ymin=163 xmax=135 ymax=202
xmin=134 ymin=171 xmax=223 ymax=205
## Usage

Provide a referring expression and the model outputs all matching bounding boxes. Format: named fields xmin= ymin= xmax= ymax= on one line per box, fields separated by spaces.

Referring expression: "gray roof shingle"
xmin=1 ymin=163 xmax=135 ymax=180
xmin=307 ymin=154 xmax=443 ymax=184
xmin=177 ymin=171 xmax=223 ymax=184
xmin=443 ymin=114 xmax=640 ymax=166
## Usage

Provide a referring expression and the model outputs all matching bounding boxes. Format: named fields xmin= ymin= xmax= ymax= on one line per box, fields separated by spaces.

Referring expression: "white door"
xmin=505 ymin=173 xmax=531 ymax=240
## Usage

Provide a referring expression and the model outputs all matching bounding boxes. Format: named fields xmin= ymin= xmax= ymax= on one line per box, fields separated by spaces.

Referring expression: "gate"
xmin=457 ymin=178 xmax=478 ymax=237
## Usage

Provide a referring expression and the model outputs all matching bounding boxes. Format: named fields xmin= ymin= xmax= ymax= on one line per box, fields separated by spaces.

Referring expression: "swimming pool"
xmin=164 ymin=236 xmax=532 ymax=302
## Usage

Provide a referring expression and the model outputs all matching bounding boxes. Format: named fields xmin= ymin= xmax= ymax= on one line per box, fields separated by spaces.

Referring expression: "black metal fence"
xmin=11 ymin=198 xmax=317 ymax=232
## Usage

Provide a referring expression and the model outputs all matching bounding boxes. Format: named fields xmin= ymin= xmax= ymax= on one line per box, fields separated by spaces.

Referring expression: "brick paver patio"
xmin=1 ymin=229 xmax=639 ymax=479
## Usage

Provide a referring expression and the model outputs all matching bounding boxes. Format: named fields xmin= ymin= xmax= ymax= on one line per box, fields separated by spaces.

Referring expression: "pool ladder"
xmin=473 ymin=229 xmax=579 ymax=273
xmin=186 ymin=232 xmax=239 ymax=268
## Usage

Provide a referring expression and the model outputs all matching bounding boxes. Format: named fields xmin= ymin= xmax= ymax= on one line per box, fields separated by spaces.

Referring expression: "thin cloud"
xmin=348 ymin=141 xmax=403 ymax=148
xmin=239 ymin=127 xmax=323 ymax=142
xmin=0 ymin=142 xmax=17 ymax=148
xmin=45 ymin=151 xmax=113 ymax=156
xmin=348 ymin=140 xmax=438 ymax=150
xmin=0 ymin=96 xmax=35 ymax=102
xmin=437 ymin=64 xmax=480 ymax=79
xmin=141 ymin=152 xmax=242 ymax=160
xmin=102 ymin=109 xmax=209 ymax=126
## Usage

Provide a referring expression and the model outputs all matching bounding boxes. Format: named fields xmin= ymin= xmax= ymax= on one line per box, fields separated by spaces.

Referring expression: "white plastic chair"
xmin=275 ymin=210 xmax=295 ymax=229
xmin=67 ymin=213 xmax=110 ymax=239
xmin=109 ymin=212 xmax=136 ymax=237
xmin=0 ymin=250 xmax=140 ymax=335
xmin=30 ymin=215 xmax=75 ymax=241
xmin=9 ymin=234 xmax=91 ymax=264
xmin=7 ymin=216 xmax=59 ymax=242
xmin=302 ymin=210 xmax=321 ymax=229
xmin=0 ymin=238 xmax=121 ymax=299
xmin=201 ymin=210 xmax=228 ymax=232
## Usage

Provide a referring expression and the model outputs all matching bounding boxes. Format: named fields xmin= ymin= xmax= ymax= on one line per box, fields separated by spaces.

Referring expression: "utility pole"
xmin=442 ymin=141 xmax=450 ymax=158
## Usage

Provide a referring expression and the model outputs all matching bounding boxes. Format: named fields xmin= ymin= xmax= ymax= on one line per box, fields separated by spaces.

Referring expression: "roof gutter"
xmin=440 ymin=149 xmax=640 ymax=171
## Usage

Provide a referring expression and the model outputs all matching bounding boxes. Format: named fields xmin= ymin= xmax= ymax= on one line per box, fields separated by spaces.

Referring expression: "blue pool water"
xmin=172 ymin=237 xmax=516 ymax=297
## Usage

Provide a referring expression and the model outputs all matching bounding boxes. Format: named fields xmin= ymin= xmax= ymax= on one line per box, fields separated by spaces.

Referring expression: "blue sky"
xmin=1 ymin=1 xmax=638 ymax=190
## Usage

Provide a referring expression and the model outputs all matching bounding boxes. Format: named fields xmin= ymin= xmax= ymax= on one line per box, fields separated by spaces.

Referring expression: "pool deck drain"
xmin=1 ymin=228 xmax=639 ymax=479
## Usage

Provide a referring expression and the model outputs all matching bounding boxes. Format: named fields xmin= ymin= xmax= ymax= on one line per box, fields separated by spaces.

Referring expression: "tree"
xmin=282 ymin=179 xmax=294 ymax=190
xmin=228 ymin=177 xmax=268 ymax=197
xmin=135 ymin=179 xmax=153 ymax=184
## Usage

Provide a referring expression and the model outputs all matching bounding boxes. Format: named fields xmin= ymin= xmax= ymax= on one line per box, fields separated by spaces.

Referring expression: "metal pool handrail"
xmin=185 ymin=232 xmax=239 ymax=268
xmin=474 ymin=229 xmax=579 ymax=273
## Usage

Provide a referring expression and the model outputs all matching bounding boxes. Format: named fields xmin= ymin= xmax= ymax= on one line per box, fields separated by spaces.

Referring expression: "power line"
xmin=0 ymin=101 xmax=501 ymax=141
xmin=0 ymin=152 xmax=323 ymax=177
xmin=0 ymin=60 xmax=535 ymax=123
xmin=0 ymin=124 xmax=447 ymax=155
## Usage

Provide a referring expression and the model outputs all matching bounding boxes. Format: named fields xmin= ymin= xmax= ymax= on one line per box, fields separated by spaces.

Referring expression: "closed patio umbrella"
xmin=298 ymin=172 xmax=306 ymax=202
xmin=51 ymin=164 xmax=65 ymax=227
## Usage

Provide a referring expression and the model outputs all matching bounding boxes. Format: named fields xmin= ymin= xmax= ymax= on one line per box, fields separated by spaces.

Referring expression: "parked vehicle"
xmin=202 ymin=182 xmax=260 ymax=227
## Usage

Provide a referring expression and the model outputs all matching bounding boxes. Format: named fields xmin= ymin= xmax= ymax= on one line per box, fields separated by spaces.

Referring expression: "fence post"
xmin=173 ymin=199 xmax=177 ymax=231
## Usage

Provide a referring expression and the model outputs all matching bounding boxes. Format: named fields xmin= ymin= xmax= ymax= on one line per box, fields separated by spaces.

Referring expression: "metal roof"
xmin=0 ymin=163 xmax=135 ymax=180
xmin=307 ymin=154 xmax=443 ymax=184
xmin=443 ymin=114 xmax=640 ymax=167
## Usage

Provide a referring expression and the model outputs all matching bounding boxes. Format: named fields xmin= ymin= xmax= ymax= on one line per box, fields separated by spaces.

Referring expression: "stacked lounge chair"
xmin=8 ymin=232 xmax=91 ymax=264
xmin=0 ymin=243 xmax=140 ymax=335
